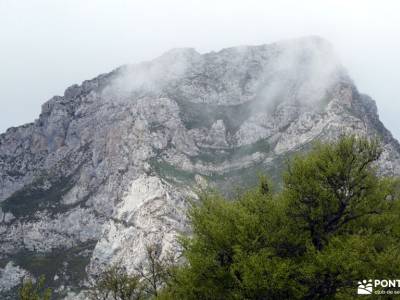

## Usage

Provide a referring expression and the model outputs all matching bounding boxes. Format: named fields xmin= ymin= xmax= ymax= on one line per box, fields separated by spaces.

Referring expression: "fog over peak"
xmin=1 ymin=0 xmax=399 ymax=138
xmin=102 ymin=36 xmax=345 ymax=111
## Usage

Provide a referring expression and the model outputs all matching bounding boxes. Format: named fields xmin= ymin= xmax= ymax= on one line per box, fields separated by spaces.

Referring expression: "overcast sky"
xmin=1 ymin=0 xmax=399 ymax=139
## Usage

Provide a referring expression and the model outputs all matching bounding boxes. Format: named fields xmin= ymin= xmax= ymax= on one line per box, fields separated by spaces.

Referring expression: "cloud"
xmin=0 ymin=0 xmax=399 ymax=138
xmin=102 ymin=48 xmax=198 ymax=101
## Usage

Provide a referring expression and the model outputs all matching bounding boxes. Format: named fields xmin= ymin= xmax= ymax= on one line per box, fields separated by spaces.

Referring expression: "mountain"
xmin=1 ymin=36 xmax=399 ymax=298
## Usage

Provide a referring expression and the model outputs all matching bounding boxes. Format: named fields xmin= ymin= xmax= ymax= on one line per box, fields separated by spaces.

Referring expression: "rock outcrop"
xmin=0 ymin=36 xmax=399 ymax=298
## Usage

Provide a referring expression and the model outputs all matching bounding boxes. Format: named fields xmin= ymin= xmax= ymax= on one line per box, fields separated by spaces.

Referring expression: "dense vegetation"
xmin=20 ymin=136 xmax=400 ymax=299
xmin=159 ymin=136 xmax=400 ymax=299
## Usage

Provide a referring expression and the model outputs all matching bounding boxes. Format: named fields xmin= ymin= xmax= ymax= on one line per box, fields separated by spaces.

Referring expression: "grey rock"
xmin=0 ymin=36 xmax=399 ymax=298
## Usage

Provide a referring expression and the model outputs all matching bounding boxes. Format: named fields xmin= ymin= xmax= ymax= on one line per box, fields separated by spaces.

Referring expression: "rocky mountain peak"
xmin=0 ymin=37 xmax=399 ymax=298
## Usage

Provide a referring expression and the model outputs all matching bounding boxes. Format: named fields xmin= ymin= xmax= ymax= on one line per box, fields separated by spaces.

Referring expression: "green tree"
xmin=19 ymin=275 xmax=51 ymax=300
xmin=87 ymin=244 xmax=174 ymax=300
xmin=162 ymin=136 xmax=400 ymax=299
xmin=87 ymin=265 xmax=143 ymax=300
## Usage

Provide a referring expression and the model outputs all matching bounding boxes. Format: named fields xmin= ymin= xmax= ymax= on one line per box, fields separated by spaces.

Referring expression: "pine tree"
xmin=161 ymin=136 xmax=400 ymax=299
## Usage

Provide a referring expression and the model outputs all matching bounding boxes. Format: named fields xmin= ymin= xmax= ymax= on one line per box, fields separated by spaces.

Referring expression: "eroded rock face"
xmin=0 ymin=262 xmax=30 ymax=294
xmin=1 ymin=36 xmax=399 ymax=298
xmin=87 ymin=175 xmax=191 ymax=277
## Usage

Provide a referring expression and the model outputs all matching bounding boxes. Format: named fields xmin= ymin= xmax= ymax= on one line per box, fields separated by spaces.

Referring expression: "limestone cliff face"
xmin=0 ymin=36 xmax=399 ymax=298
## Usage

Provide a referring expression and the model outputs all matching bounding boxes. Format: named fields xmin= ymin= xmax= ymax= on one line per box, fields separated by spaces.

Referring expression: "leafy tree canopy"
xmin=162 ymin=136 xmax=400 ymax=299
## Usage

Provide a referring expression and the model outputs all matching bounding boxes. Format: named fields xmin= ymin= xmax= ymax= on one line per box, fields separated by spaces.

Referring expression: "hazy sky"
xmin=1 ymin=0 xmax=399 ymax=139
